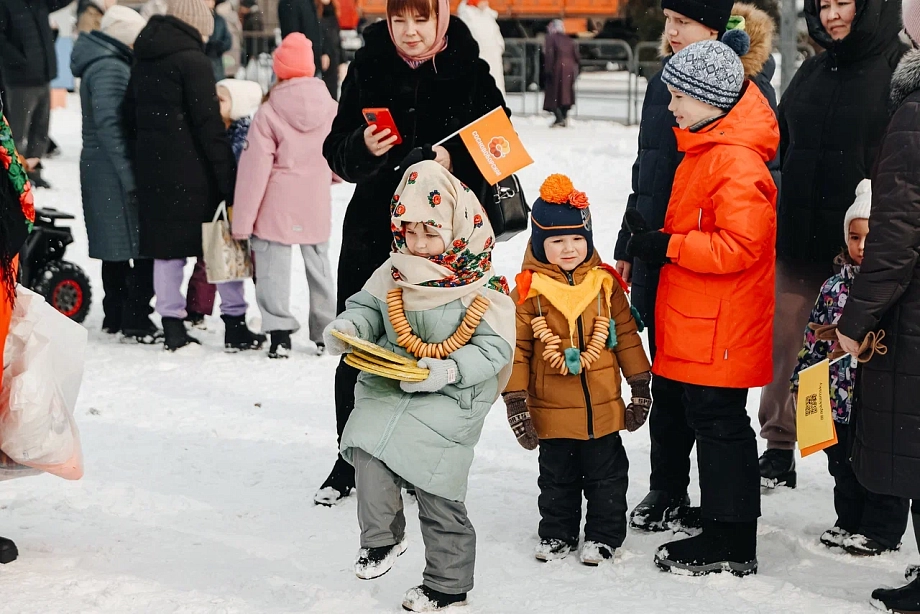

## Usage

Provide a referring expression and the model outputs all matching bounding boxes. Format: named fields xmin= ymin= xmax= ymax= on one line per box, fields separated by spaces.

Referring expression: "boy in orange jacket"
xmin=504 ymin=175 xmax=652 ymax=566
xmin=625 ymin=33 xmax=778 ymax=577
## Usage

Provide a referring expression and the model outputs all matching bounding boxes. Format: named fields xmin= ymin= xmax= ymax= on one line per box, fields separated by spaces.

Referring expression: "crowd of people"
xmin=2 ymin=0 xmax=920 ymax=610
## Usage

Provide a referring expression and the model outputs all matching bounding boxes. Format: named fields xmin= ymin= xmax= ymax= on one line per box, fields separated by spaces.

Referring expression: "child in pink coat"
xmin=232 ymin=33 xmax=338 ymax=358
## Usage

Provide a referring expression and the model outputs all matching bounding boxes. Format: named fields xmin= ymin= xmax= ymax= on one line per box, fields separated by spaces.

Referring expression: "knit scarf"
xmin=0 ymin=113 xmax=35 ymax=306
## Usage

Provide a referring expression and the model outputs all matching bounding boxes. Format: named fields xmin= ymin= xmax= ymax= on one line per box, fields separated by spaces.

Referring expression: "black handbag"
xmin=481 ymin=174 xmax=530 ymax=242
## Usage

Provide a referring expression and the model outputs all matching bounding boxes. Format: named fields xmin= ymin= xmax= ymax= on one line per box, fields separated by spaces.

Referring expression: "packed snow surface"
xmin=1 ymin=97 xmax=911 ymax=613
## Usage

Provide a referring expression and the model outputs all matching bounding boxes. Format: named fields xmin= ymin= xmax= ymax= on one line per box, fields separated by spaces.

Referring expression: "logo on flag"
xmin=489 ymin=136 xmax=511 ymax=159
xmin=451 ymin=107 xmax=533 ymax=185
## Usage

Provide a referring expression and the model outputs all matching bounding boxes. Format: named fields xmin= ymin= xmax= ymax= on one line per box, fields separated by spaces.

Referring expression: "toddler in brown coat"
xmin=503 ymin=174 xmax=652 ymax=565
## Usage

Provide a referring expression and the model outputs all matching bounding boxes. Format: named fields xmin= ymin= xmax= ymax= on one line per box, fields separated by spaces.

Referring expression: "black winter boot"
xmin=268 ymin=331 xmax=292 ymax=359
xmin=872 ymin=577 xmax=920 ymax=613
xmin=759 ymin=449 xmax=796 ymax=489
xmin=354 ymin=538 xmax=408 ymax=580
xmin=163 ymin=317 xmax=200 ymax=351
xmin=185 ymin=311 xmax=207 ymax=329
xmin=534 ymin=537 xmax=577 ymax=562
xmin=402 ymin=585 xmax=468 ymax=612
xmin=222 ymin=315 xmax=266 ymax=352
xmin=630 ymin=490 xmax=695 ymax=532
xmin=0 ymin=536 xmax=18 ymax=564
xmin=844 ymin=534 xmax=901 ymax=557
xmin=314 ymin=457 xmax=355 ymax=506
xmin=655 ymin=519 xmax=758 ymax=577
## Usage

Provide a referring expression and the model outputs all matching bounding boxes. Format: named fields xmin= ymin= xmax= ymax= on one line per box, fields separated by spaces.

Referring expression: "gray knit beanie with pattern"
xmin=661 ymin=31 xmax=750 ymax=110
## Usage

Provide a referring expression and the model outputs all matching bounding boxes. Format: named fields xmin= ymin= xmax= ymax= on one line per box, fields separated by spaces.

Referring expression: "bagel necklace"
xmin=531 ymin=294 xmax=617 ymax=376
xmin=386 ymin=288 xmax=492 ymax=359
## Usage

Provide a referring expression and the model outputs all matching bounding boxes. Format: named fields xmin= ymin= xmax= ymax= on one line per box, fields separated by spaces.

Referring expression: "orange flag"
xmin=448 ymin=108 xmax=533 ymax=186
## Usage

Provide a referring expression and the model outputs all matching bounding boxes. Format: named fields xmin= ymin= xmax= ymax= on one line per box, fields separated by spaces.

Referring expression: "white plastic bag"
xmin=0 ymin=287 xmax=86 ymax=481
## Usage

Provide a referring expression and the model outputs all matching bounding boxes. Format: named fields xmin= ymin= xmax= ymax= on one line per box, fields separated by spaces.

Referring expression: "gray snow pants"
xmin=353 ymin=448 xmax=476 ymax=594
xmin=6 ymin=84 xmax=50 ymax=175
xmin=250 ymin=237 xmax=336 ymax=342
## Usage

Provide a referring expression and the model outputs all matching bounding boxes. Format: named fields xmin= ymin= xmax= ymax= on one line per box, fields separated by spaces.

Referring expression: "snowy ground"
xmin=1 ymin=96 xmax=913 ymax=613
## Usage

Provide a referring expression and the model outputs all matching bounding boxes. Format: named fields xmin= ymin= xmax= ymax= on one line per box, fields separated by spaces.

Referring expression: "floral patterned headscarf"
xmin=0 ymin=111 xmax=35 ymax=305
xmin=389 ymin=160 xmax=508 ymax=294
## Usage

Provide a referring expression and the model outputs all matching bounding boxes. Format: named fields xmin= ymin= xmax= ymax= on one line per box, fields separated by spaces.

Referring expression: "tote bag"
xmin=202 ymin=202 xmax=253 ymax=284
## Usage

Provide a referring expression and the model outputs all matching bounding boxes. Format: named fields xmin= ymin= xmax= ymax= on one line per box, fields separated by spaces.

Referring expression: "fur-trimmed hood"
xmin=890 ymin=49 xmax=920 ymax=110
xmin=659 ymin=2 xmax=774 ymax=79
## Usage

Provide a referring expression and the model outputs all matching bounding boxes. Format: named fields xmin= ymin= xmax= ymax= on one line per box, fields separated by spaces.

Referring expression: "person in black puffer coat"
xmin=318 ymin=1 xmax=508 ymax=507
xmin=755 ymin=0 xmax=907 ymax=486
xmin=836 ymin=11 xmax=920 ymax=607
xmin=278 ymin=0 xmax=324 ymax=77
xmin=125 ymin=0 xmax=264 ymax=352
xmin=613 ymin=0 xmax=779 ymax=533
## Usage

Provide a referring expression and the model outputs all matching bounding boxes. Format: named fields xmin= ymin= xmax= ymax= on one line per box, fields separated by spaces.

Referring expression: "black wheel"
xmin=31 ymin=261 xmax=92 ymax=323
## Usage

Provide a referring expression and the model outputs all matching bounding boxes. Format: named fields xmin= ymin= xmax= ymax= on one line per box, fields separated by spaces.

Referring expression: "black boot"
xmin=222 ymin=315 xmax=266 ymax=352
xmin=0 ymin=536 xmax=18 ymax=564
xmin=314 ymin=457 xmax=355 ymax=506
xmin=843 ymin=534 xmax=901 ymax=557
xmin=629 ymin=490 xmax=694 ymax=532
xmin=268 ymin=330 xmax=292 ymax=359
xmin=402 ymin=585 xmax=468 ymax=612
xmin=759 ymin=449 xmax=796 ymax=489
xmin=185 ymin=311 xmax=207 ymax=329
xmin=872 ymin=577 xmax=920 ymax=613
xmin=162 ymin=317 xmax=200 ymax=351
xmin=655 ymin=519 xmax=758 ymax=577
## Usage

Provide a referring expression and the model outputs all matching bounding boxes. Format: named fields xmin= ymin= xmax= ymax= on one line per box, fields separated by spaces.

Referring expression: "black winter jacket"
xmin=0 ymin=0 xmax=73 ymax=86
xmin=278 ymin=0 xmax=323 ymax=76
xmin=323 ymin=17 xmax=507 ymax=309
xmin=838 ymin=50 xmax=920 ymax=501
xmin=124 ymin=16 xmax=236 ymax=260
xmin=776 ymin=0 xmax=907 ymax=264
xmin=612 ymin=3 xmax=779 ymax=352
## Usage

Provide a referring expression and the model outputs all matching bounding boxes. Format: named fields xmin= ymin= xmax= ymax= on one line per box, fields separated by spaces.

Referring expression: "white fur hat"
xmin=216 ymin=79 xmax=263 ymax=121
xmin=844 ymin=178 xmax=872 ymax=242
xmin=101 ymin=6 xmax=147 ymax=48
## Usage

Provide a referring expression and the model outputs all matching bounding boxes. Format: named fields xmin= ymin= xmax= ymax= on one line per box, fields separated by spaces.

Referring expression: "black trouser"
xmin=329 ymin=232 xmax=392 ymax=483
xmin=6 ymin=84 xmax=50 ymax=179
xmin=537 ymin=432 xmax=629 ymax=548
xmin=825 ymin=421 xmax=909 ymax=549
xmin=653 ymin=376 xmax=760 ymax=522
xmin=552 ymin=106 xmax=571 ymax=123
xmin=101 ymin=259 xmax=154 ymax=332
xmin=649 ymin=374 xmax=696 ymax=498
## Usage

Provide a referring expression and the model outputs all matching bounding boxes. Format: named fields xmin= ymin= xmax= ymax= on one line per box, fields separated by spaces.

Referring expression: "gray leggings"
xmin=353 ymin=448 xmax=476 ymax=594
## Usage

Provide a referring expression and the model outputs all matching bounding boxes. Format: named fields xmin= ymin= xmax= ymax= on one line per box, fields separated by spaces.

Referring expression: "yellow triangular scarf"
xmin=524 ymin=268 xmax=613 ymax=342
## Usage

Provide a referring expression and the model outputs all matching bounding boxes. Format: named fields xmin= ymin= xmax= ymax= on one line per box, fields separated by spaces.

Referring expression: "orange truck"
xmin=351 ymin=0 xmax=623 ymax=32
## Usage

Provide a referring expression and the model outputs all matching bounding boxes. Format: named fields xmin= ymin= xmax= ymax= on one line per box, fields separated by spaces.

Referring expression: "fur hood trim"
xmin=890 ymin=49 xmax=920 ymax=111
xmin=659 ymin=2 xmax=774 ymax=79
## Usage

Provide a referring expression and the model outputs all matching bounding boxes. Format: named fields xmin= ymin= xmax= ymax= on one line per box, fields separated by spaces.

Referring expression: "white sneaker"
xmin=580 ymin=541 xmax=616 ymax=566
xmin=354 ymin=538 xmax=408 ymax=580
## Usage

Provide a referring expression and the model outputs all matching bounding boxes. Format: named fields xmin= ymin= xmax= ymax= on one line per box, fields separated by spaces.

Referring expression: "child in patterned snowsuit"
xmin=792 ymin=179 xmax=910 ymax=556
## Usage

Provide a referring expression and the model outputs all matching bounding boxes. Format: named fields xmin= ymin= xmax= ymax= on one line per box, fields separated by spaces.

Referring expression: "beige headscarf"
xmin=363 ymin=161 xmax=517 ymax=392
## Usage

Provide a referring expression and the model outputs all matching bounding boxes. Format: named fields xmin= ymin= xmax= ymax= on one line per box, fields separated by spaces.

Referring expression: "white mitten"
xmin=400 ymin=358 xmax=459 ymax=393
xmin=322 ymin=319 xmax=358 ymax=356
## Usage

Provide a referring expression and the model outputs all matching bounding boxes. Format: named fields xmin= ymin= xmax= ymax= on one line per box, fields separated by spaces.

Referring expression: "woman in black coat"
xmin=125 ymin=10 xmax=263 ymax=352
xmin=319 ymin=0 xmax=342 ymax=99
xmin=756 ymin=0 xmax=908 ymax=481
xmin=542 ymin=19 xmax=579 ymax=127
xmin=836 ymin=42 xmax=920 ymax=611
xmin=317 ymin=1 xmax=507 ymax=504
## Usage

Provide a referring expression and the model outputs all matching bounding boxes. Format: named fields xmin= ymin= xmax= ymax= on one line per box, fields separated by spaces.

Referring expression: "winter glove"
xmin=624 ymin=371 xmax=652 ymax=432
xmin=624 ymin=209 xmax=672 ymax=267
xmin=322 ymin=319 xmax=358 ymax=356
xmin=503 ymin=390 xmax=539 ymax=450
xmin=809 ymin=322 xmax=889 ymax=363
xmin=394 ymin=145 xmax=436 ymax=173
xmin=400 ymin=358 xmax=459 ymax=393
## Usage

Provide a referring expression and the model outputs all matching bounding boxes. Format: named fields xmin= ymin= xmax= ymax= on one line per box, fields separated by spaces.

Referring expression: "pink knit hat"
xmin=905 ymin=0 xmax=920 ymax=45
xmin=273 ymin=33 xmax=315 ymax=79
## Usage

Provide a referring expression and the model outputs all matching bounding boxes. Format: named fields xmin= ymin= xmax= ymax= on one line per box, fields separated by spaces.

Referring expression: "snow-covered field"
xmin=1 ymin=96 xmax=913 ymax=613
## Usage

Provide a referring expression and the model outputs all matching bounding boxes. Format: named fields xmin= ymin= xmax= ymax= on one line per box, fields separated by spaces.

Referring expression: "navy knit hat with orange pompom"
xmin=530 ymin=174 xmax=594 ymax=264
